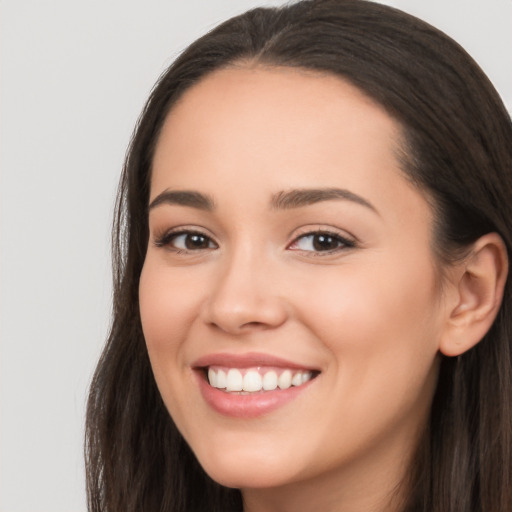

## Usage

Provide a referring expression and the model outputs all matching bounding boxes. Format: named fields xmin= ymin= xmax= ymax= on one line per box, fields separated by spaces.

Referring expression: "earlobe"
xmin=439 ymin=233 xmax=508 ymax=357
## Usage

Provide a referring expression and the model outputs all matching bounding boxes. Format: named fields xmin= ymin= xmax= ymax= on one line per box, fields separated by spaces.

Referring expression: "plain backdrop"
xmin=1 ymin=1 xmax=511 ymax=510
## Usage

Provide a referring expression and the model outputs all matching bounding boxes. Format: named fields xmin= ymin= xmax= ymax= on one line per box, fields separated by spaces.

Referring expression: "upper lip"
xmin=192 ymin=352 xmax=319 ymax=371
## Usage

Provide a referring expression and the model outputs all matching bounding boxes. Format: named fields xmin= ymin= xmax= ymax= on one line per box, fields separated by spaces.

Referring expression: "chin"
xmin=196 ymin=444 xmax=305 ymax=490
xmin=205 ymin=466 xmax=295 ymax=490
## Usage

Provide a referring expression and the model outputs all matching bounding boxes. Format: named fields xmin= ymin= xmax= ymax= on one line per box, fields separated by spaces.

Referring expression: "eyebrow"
xmin=149 ymin=190 xmax=215 ymax=211
xmin=148 ymin=187 xmax=378 ymax=215
xmin=270 ymin=188 xmax=378 ymax=214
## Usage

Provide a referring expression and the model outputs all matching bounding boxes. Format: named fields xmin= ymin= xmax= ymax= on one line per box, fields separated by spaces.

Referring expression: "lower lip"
xmin=195 ymin=371 xmax=315 ymax=418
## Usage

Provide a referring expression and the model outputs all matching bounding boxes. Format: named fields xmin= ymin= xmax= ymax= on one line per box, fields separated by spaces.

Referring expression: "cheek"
xmin=292 ymin=261 xmax=442 ymax=463
xmin=139 ymin=260 xmax=200 ymax=348
xmin=302 ymin=255 xmax=442 ymax=402
xmin=138 ymin=259 xmax=206 ymax=398
xmin=334 ymin=246 xmax=438 ymax=339
xmin=139 ymin=259 xmax=208 ymax=429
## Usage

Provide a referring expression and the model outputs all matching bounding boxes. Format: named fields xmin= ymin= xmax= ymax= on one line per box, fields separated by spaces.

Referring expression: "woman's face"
xmin=140 ymin=66 xmax=447 ymax=497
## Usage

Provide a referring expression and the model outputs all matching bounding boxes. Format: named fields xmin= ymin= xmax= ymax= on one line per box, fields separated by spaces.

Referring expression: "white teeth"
xmin=207 ymin=367 xmax=315 ymax=393
xmin=243 ymin=370 xmax=263 ymax=392
xmin=278 ymin=370 xmax=292 ymax=389
xmin=262 ymin=371 xmax=278 ymax=391
xmin=291 ymin=372 xmax=302 ymax=386
xmin=302 ymin=371 xmax=312 ymax=383
xmin=216 ymin=369 xmax=227 ymax=388
xmin=208 ymin=368 xmax=217 ymax=388
xmin=226 ymin=369 xmax=243 ymax=391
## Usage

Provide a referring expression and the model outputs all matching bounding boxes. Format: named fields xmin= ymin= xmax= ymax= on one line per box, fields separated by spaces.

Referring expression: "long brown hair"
xmin=85 ymin=1 xmax=512 ymax=510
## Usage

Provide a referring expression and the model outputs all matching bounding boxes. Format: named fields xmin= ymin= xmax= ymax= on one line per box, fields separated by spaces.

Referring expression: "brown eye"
xmin=311 ymin=234 xmax=340 ymax=251
xmin=182 ymin=233 xmax=211 ymax=249
xmin=289 ymin=232 xmax=355 ymax=253
xmin=157 ymin=231 xmax=217 ymax=251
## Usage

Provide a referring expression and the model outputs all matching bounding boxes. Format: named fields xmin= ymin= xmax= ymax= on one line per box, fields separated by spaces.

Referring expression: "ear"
xmin=440 ymin=233 xmax=508 ymax=357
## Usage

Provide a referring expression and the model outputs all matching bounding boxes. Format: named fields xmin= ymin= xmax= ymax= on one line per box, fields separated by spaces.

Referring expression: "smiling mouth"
xmin=205 ymin=366 xmax=319 ymax=394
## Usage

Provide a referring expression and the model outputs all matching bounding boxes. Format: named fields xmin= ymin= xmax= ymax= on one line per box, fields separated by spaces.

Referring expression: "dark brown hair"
xmin=85 ymin=1 xmax=512 ymax=510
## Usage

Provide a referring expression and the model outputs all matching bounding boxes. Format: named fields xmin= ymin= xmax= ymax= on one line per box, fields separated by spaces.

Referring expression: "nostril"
xmin=240 ymin=321 xmax=270 ymax=330
xmin=206 ymin=316 xmax=284 ymax=334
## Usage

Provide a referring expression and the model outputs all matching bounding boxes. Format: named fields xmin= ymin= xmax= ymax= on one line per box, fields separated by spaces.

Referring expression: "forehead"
xmin=154 ymin=66 xmax=398 ymax=174
xmin=150 ymin=65 xmax=427 ymax=224
xmin=154 ymin=65 xmax=401 ymax=163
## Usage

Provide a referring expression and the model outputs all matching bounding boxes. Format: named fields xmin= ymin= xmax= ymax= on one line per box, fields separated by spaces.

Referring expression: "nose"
xmin=200 ymin=247 xmax=288 ymax=335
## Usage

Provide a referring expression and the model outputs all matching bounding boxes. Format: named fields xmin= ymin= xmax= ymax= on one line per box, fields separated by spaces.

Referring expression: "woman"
xmin=85 ymin=1 xmax=512 ymax=510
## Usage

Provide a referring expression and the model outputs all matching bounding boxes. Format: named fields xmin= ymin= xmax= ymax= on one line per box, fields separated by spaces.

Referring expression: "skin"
xmin=139 ymin=66 xmax=459 ymax=512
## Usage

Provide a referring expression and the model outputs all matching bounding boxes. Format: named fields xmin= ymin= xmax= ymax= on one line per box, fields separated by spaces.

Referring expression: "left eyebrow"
xmin=270 ymin=187 xmax=379 ymax=215
xmin=148 ymin=189 xmax=215 ymax=211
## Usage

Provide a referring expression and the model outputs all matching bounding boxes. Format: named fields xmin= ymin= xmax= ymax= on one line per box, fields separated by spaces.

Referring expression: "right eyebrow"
xmin=148 ymin=190 xmax=215 ymax=212
xmin=270 ymin=187 xmax=379 ymax=215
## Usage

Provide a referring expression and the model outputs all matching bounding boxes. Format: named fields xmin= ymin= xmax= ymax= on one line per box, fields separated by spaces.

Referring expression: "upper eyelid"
xmin=292 ymin=229 xmax=354 ymax=240
xmin=288 ymin=225 xmax=358 ymax=243
xmin=288 ymin=232 xmax=355 ymax=249
xmin=151 ymin=225 xmax=358 ymax=249
xmin=152 ymin=226 xmax=218 ymax=248
xmin=153 ymin=225 xmax=216 ymax=239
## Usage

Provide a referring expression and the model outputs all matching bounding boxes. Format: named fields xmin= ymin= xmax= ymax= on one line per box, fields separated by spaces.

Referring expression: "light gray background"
xmin=1 ymin=1 xmax=511 ymax=510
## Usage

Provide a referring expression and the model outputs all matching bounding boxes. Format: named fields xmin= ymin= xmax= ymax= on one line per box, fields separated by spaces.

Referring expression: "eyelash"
xmin=153 ymin=228 xmax=356 ymax=255
xmin=287 ymin=230 xmax=356 ymax=254
xmin=154 ymin=229 xmax=218 ymax=253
